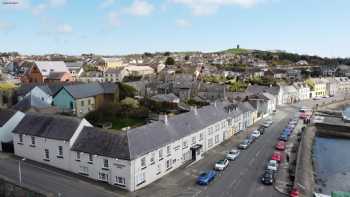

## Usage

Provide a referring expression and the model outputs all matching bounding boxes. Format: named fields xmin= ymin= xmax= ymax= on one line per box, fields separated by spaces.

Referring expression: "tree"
xmin=165 ymin=57 xmax=175 ymax=65
xmin=118 ymin=82 xmax=137 ymax=100
xmin=120 ymin=97 xmax=139 ymax=108
xmin=164 ymin=52 xmax=171 ymax=56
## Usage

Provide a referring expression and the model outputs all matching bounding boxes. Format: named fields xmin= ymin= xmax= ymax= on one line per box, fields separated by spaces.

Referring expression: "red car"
xmin=290 ymin=187 xmax=300 ymax=197
xmin=275 ymin=141 xmax=285 ymax=151
xmin=271 ymin=151 xmax=282 ymax=162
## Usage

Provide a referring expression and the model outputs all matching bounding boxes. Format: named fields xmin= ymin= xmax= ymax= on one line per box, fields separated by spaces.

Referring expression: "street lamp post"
xmin=18 ymin=158 xmax=26 ymax=185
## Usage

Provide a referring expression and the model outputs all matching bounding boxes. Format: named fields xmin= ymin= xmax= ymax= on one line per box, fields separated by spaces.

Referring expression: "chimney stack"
xmin=164 ymin=114 xmax=168 ymax=125
xmin=194 ymin=106 xmax=198 ymax=115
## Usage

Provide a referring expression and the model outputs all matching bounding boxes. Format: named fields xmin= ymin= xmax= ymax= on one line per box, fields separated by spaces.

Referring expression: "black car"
xmin=257 ymin=127 xmax=265 ymax=135
xmin=261 ymin=170 xmax=274 ymax=185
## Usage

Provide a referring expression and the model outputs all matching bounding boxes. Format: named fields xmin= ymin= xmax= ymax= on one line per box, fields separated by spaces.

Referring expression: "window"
xmin=19 ymin=134 xmax=23 ymax=144
xmin=166 ymin=159 xmax=172 ymax=170
xmin=81 ymin=100 xmax=84 ymax=106
xmin=136 ymin=172 xmax=146 ymax=186
xmin=76 ymin=152 xmax=81 ymax=161
xmin=199 ymin=133 xmax=203 ymax=141
xmin=159 ymin=149 xmax=163 ymax=160
xmin=167 ymin=145 xmax=171 ymax=156
xmin=208 ymin=138 xmax=213 ymax=148
xmin=31 ymin=136 xmax=35 ymax=146
xmin=156 ymin=164 xmax=161 ymax=175
xmin=44 ymin=149 xmax=49 ymax=160
xmin=57 ymin=146 xmax=63 ymax=158
xmin=103 ymin=159 xmax=109 ymax=168
xmin=115 ymin=177 xmax=126 ymax=186
xmin=192 ymin=136 xmax=196 ymax=145
xmin=88 ymin=99 xmax=91 ymax=105
xmin=79 ymin=166 xmax=89 ymax=175
xmin=150 ymin=152 xmax=155 ymax=164
xmin=141 ymin=157 xmax=146 ymax=169
xmin=88 ymin=154 xmax=93 ymax=163
xmin=182 ymin=141 xmax=187 ymax=149
xmin=215 ymin=135 xmax=219 ymax=143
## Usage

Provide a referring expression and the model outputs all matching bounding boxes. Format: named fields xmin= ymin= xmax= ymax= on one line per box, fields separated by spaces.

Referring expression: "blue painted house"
xmin=53 ymin=83 xmax=117 ymax=117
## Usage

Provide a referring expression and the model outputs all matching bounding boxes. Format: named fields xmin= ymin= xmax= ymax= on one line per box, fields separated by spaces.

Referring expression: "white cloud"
xmin=100 ymin=0 xmax=116 ymax=9
xmin=172 ymin=0 xmax=266 ymax=15
xmin=176 ymin=19 xmax=191 ymax=28
xmin=126 ymin=0 xmax=154 ymax=16
xmin=1 ymin=0 xmax=30 ymax=10
xmin=108 ymin=11 xmax=120 ymax=27
xmin=56 ymin=24 xmax=73 ymax=33
xmin=49 ymin=0 xmax=68 ymax=8
xmin=32 ymin=3 xmax=47 ymax=15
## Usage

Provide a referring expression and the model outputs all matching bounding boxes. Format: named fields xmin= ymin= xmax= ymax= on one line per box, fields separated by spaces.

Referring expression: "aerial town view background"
xmin=1 ymin=0 xmax=350 ymax=197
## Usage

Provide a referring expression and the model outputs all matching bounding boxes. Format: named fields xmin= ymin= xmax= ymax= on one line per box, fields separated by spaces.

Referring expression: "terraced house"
xmin=11 ymin=101 xmax=252 ymax=192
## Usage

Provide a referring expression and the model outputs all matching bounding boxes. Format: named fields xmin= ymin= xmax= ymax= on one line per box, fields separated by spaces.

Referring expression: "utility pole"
xmin=18 ymin=158 xmax=26 ymax=185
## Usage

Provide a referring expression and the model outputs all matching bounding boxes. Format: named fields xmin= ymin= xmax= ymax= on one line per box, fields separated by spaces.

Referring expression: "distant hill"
xmin=223 ymin=48 xmax=350 ymax=66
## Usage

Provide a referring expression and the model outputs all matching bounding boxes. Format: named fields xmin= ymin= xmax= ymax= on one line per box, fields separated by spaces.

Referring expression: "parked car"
xmin=275 ymin=141 xmax=286 ymax=151
xmin=257 ymin=126 xmax=265 ymax=135
xmin=226 ymin=149 xmax=240 ymax=161
xmin=239 ymin=139 xmax=250 ymax=149
xmin=271 ymin=152 xmax=282 ymax=163
xmin=261 ymin=121 xmax=272 ymax=128
xmin=197 ymin=170 xmax=217 ymax=185
xmin=279 ymin=134 xmax=289 ymax=142
xmin=261 ymin=169 xmax=274 ymax=185
xmin=266 ymin=160 xmax=278 ymax=171
xmin=251 ymin=130 xmax=261 ymax=139
xmin=214 ymin=159 xmax=229 ymax=171
xmin=247 ymin=135 xmax=255 ymax=144
xmin=289 ymin=187 xmax=300 ymax=197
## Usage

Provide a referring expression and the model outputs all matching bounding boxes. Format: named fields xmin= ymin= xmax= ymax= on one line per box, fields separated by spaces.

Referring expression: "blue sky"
xmin=0 ymin=0 xmax=349 ymax=57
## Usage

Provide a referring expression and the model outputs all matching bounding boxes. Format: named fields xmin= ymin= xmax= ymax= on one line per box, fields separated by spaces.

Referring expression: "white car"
xmin=214 ymin=159 xmax=229 ymax=171
xmin=251 ymin=130 xmax=261 ymax=138
xmin=266 ymin=160 xmax=278 ymax=171
xmin=226 ymin=149 xmax=240 ymax=161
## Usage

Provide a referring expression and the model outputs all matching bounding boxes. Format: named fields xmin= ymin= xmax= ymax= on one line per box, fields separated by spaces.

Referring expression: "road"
xmin=197 ymin=106 xmax=294 ymax=197
xmin=0 ymin=156 xmax=123 ymax=197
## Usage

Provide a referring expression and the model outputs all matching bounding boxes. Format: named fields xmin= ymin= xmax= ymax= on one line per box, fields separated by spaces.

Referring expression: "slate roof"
xmin=100 ymin=82 xmax=118 ymax=94
xmin=65 ymin=62 xmax=83 ymax=69
xmin=71 ymin=127 xmax=130 ymax=160
xmin=72 ymin=101 xmax=241 ymax=160
xmin=151 ymin=93 xmax=179 ymax=103
xmin=63 ymin=83 xmax=104 ymax=99
xmin=126 ymin=101 xmax=232 ymax=160
xmin=12 ymin=96 xmax=51 ymax=112
xmin=34 ymin=61 xmax=68 ymax=77
xmin=245 ymin=85 xmax=280 ymax=96
xmin=13 ymin=113 xmax=82 ymax=141
xmin=59 ymin=83 xmax=118 ymax=99
xmin=0 ymin=109 xmax=16 ymax=127
xmin=47 ymin=72 xmax=67 ymax=80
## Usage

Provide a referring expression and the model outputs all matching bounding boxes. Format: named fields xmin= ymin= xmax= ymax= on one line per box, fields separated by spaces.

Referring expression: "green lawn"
xmin=225 ymin=48 xmax=249 ymax=54
xmin=111 ymin=117 xmax=147 ymax=130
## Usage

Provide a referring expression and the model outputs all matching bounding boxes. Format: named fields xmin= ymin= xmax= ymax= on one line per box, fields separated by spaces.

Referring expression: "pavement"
xmin=0 ymin=95 xmax=346 ymax=197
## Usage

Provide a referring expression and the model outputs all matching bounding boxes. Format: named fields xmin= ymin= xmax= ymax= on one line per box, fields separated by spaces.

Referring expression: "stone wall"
xmin=0 ymin=177 xmax=46 ymax=197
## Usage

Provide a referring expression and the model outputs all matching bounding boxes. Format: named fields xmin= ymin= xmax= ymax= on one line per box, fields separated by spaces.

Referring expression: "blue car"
xmin=279 ymin=134 xmax=289 ymax=141
xmin=197 ymin=170 xmax=217 ymax=185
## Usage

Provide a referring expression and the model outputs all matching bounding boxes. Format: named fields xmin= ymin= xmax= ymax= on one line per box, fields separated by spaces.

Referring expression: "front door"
xmin=191 ymin=149 xmax=196 ymax=161
xmin=99 ymin=172 xmax=109 ymax=182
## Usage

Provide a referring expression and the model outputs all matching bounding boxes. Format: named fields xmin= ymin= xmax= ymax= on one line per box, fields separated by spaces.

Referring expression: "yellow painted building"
xmin=101 ymin=57 xmax=124 ymax=70
xmin=313 ymin=78 xmax=327 ymax=97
